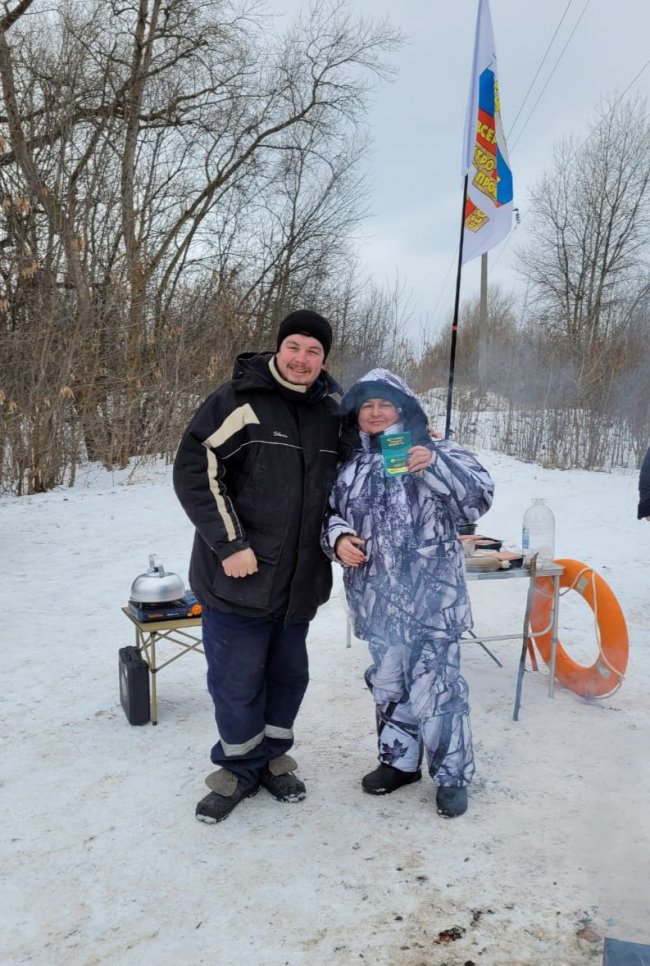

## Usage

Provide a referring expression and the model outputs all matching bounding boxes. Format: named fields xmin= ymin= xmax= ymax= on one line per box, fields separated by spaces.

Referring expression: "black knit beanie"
xmin=276 ymin=309 xmax=332 ymax=360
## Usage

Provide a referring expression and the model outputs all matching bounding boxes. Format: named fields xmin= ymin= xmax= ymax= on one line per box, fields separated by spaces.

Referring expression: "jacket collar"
xmin=360 ymin=421 xmax=403 ymax=452
xmin=268 ymin=356 xmax=308 ymax=394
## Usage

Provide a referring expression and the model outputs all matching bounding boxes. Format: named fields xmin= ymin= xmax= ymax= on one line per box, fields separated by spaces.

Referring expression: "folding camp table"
xmin=344 ymin=561 xmax=564 ymax=715
xmin=121 ymin=608 xmax=203 ymax=725
xmin=123 ymin=562 xmax=562 ymax=724
xmin=464 ymin=560 xmax=564 ymax=717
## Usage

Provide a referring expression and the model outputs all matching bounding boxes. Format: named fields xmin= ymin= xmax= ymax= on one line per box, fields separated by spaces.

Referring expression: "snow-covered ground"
xmin=2 ymin=450 xmax=649 ymax=965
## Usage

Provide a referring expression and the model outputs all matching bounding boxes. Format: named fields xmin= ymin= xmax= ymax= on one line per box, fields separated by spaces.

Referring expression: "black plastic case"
xmin=119 ymin=646 xmax=150 ymax=725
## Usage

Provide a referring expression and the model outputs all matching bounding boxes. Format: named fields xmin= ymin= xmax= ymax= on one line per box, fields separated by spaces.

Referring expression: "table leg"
xmin=464 ymin=629 xmax=503 ymax=667
xmin=513 ymin=555 xmax=538 ymax=721
xmin=150 ymin=633 xmax=158 ymax=725
xmin=548 ymin=574 xmax=561 ymax=699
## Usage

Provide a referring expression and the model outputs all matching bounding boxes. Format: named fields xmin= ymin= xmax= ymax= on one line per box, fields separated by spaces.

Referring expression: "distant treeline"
xmin=0 ymin=2 xmax=648 ymax=492
xmin=413 ymin=97 xmax=650 ymax=471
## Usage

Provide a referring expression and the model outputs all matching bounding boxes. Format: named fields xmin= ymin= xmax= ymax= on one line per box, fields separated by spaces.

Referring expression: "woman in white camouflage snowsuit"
xmin=322 ymin=370 xmax=494 ymax=817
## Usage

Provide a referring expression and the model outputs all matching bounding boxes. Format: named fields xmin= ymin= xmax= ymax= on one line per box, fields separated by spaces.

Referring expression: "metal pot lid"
xmin=130 ymin=554 xmax=186 ymax=604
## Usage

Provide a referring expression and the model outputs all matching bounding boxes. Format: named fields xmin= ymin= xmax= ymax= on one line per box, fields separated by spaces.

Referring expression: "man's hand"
xmin=335 ymin=534 xmax=366 ymax=567
xmin=222 ymin=548 xmax=258 ymax=578
xmin=406 ymin=445 xmax=434 ymax=473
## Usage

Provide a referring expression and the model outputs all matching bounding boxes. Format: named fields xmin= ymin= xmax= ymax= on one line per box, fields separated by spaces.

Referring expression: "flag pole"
xmin=444 ymin=174 xmax=469 ymax=439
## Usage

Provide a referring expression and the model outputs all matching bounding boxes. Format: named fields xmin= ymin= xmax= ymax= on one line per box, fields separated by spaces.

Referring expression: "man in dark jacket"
xmin=639 ymin=446 xmax=650 ymax=520
xmin=173 ymin=310 xmax=341 ymax=823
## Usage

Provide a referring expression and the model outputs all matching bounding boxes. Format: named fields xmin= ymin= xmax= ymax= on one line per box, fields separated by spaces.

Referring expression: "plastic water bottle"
xmin=522 ymin=498 xmax=555 ymax=566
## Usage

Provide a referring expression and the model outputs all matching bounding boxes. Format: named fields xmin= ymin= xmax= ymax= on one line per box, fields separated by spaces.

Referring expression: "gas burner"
xmin=127 ymin=592 xmax=202 ymax=623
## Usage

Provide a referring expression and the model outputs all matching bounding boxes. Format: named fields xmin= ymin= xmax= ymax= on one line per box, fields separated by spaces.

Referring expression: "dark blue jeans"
xmin=201 ymin=605 xmax=309 ymax=785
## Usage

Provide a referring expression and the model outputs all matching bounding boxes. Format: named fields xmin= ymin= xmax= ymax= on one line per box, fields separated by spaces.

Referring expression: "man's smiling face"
xmin=275 ymin=333 xmax=325 ymax=387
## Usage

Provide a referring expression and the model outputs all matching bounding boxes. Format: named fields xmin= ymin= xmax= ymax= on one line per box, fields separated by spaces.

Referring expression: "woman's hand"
xmin=406 ymin=445 xmax=434 ymax=473
xmin=335 ymin=534 xmax=366 ymax=567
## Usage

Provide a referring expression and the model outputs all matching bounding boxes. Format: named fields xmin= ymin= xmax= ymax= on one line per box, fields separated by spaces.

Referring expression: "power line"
xmin=609 ymin=56 xmax=650 ymax=112
xmin=507 ymin=0 xmax=575 ymax=141
xmin=433 ymin=1 xmax=587 ymax=319
xmin=430 ymin=251 xmax=457 ymax=326
xmin=433 ymin=1 xmax=645 ymax=318
xmin=492 ymin=52 xmax=650 ymax=270
xmin=509 ymin=0 xmax=594 ymax=154
xmin=431 ymin=3 xmax=573 ymax=328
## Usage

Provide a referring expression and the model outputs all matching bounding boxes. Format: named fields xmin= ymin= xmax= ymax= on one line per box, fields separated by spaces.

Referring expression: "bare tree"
xmin=0 ymin=0 xmax=404 ymax=491
xmin=411 ymin=286 xmax=519 ymax=393
xmin=517 ymin=96 xmax=650 ymax=405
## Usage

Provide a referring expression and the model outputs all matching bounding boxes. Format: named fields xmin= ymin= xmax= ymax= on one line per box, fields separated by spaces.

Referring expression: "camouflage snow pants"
xmin=365 ymin=635 xmax=475 ymax=787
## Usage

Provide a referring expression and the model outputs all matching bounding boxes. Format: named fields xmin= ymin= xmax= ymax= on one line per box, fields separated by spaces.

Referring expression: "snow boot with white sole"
xmin=259 ymin=753 xmax=306 ymax=802
xmin=361 ymin=763 xmax=422 ymax=795
xmin=196 ymin=769 xmax=259 ymax=824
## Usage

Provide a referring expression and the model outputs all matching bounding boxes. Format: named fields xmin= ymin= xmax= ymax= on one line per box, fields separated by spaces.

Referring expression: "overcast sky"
xmin=272 ymin=0 xmax=650 ymax=338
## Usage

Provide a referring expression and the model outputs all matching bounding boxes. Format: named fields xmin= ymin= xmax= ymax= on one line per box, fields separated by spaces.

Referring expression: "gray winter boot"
xmin=196 ymin=769 xmax=259 ymax=824
xmin=259 ymin=753 xmax=306 ymax=802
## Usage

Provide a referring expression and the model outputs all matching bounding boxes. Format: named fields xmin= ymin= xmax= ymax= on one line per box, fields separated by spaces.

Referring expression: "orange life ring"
xmin=529 ymin=558 xmax=628 ymax=698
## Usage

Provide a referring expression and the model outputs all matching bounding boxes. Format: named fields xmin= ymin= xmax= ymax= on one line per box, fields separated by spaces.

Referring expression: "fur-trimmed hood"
xmin=341 ymin=368 xmax=430 ymax=451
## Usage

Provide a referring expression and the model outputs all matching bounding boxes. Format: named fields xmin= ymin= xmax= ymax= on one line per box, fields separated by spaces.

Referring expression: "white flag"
xmin=461 ymin=0 xmax=513 ymax=263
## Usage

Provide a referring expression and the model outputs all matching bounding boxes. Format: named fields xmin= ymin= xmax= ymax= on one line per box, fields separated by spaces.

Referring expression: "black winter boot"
xmin=436 ymin=785 xmax=468 ymax=818
xmin=361 ymin=763 xmax=422 ymax=795
xmin=259 ymin=753 xmax=306 ymax=802
xmin=196 ymin=770 xmax=259 ymax=824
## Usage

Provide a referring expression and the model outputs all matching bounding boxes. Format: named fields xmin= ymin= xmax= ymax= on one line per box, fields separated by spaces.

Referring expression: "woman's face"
xmin=357 ymin=397 xmax=399 ymax=435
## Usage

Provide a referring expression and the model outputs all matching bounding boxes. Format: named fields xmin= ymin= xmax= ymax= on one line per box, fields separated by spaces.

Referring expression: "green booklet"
xmin=380 ymin=431 xmax=412 ymax=476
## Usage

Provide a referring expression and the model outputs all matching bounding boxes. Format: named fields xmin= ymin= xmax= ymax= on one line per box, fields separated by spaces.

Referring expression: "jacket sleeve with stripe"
xmin=173 ymin=387 xmax=251 ymax=561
